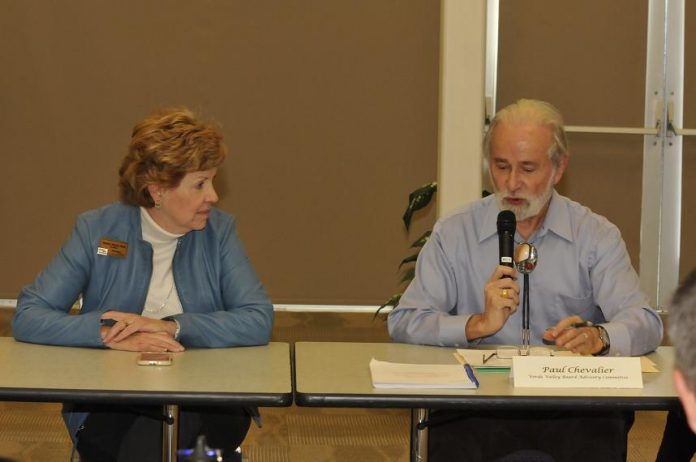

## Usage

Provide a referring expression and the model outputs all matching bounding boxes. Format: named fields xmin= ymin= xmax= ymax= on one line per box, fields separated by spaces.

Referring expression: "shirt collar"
xmin=542 ymin=190 xmax=573 ymax=242
xmin=479 ymin=195 xmax=501 ymax=244
xmin=140 ymin=207 xmax=185 ymax=243
xmin=477 ymin=190 xmax=573 ymax=244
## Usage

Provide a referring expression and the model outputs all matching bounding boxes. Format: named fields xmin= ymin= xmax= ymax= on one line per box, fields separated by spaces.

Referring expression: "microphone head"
xmin=514 ymin=242 xmax=538 ymax=274
xmin=496 ymin=210 xmax=516 ymax=234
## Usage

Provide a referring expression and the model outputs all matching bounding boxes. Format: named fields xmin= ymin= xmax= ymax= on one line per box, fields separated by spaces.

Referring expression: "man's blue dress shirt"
xmin=388 ymin=191 xmax=662 ymax=356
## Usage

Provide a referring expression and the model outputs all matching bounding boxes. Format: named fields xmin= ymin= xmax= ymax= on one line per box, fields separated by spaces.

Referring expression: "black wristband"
xmin=592 ymin=325 xmax=610 ymax=356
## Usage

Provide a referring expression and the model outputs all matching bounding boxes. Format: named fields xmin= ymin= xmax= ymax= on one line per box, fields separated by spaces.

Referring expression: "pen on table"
xmin=463 ymin=363 xmax=479 ymax=388
xmin=545 ymin=321 xmax=592 ymax=332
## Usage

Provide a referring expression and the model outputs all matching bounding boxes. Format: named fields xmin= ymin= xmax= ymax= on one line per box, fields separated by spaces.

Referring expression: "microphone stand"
xmin=514 ymin=243 xmax=537 ymax=356
xmin=522 ymin=274 xmax=530 ymax=355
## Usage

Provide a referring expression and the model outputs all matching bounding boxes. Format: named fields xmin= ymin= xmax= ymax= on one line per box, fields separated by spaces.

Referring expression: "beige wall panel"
xmin=0 ymin=1 xmax=440 ymax=303
xmin=680 ymin=4 xmax=696 ymax=281
xmin=683 ymin=138 xmax=696 ymax=280
xmin=561 ymin=134 xmax=644 ymax=269
xmin=685 ymin=3 xmax=696 ymax=129
xmin=497 ymin=0 xmax=647 ymax=126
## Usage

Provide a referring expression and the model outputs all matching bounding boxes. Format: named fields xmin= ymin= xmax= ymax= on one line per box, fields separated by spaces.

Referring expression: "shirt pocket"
xmin=557 ymin=292 xmax=597 ymax=319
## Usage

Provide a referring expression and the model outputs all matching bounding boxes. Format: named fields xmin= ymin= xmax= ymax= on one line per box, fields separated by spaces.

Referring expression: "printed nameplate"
xmin=98 ymin=238 xmax=128 ymax=258
xmin=512 ymin=356 xmax=643 ymax=388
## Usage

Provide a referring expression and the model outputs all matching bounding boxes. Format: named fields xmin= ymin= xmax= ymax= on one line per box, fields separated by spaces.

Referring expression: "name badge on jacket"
xmin=97 ymin=238 xmax=128 ymax=258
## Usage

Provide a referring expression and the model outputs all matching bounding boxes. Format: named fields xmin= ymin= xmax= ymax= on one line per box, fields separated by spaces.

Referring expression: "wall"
xmin=0 ymin=1 xmax=440 ymax=303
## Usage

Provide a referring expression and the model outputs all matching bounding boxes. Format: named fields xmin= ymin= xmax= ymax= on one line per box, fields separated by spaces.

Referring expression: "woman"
xmin=12 ymin=107 xmax=273 ymax=462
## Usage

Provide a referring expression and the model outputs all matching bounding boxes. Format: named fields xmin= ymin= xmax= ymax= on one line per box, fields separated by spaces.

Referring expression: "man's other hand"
xmin=546 ymin=315 xmax=603 ymax=355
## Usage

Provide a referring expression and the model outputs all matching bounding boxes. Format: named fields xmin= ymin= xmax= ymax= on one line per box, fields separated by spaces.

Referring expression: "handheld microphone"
xmin=496 ymin=210 xmax=516 ymax=270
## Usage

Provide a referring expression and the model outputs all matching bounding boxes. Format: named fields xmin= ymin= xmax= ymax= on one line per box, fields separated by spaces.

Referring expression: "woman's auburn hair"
xmin=118 ymin=107 xmax=227 ymax=207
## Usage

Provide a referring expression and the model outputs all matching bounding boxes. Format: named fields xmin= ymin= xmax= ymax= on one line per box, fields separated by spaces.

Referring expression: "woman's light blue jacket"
xmin=13 ymin=202 xmax=273 ymax=440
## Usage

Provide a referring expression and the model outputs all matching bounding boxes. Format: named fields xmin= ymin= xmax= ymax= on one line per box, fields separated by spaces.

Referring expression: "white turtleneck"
xmin=140 ymin=207 xmax=185 ymax=319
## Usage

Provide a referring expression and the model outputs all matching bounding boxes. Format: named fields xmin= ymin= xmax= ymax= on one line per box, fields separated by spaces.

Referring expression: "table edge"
xmin=0 ymin=387 xmax=293 ymax=407
xmin=294 ymin=391 xmax=680 ymax=410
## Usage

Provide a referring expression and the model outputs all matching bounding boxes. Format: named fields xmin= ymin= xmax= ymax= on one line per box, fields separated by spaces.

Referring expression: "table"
xmin=0 ymin=338 xmax=292 ymax=461
xmin=294 ymin=342 xmax=680 ymax=462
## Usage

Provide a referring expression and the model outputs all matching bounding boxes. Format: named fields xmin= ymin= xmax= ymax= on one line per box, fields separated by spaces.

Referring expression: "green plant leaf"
xmin=375 ymin=293 xmax=402 ymax=318
xmin=399 ymin=267 xmax=415 ymax=284
xmin=398 ymin=253 xmax=419 ymax=268
xmin=402 ymin=182 xmax=437 ymax=230
xmin=410 ymin=230 xmax=431 ymax=248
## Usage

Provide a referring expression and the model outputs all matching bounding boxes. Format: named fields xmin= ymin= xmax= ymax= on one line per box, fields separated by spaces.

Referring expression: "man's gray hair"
xmin=669 ymin=269 xmax=696 ymax=392
xmin=483 ymin=99 xmax=569 ymax=169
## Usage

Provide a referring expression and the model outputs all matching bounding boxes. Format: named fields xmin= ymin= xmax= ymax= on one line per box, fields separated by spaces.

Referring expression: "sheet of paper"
xmin=369 ymin=358 xmax=478 ymax=389
xmin=454 ymin=349 xmax=511 ymax=368
xmin=640 ymin=356 xmax=659 ymax=373
xmin=454 ymin=349 xmax=660 ymax=373
xmin=455 ymin=348 xmax=570 ymax=369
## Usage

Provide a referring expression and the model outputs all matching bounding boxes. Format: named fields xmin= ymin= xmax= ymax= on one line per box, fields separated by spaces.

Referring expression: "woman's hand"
xmin=100 ymin=311 xmax=178 ymax=344
xmin=104 ymin=331 xmax=184 ymax=352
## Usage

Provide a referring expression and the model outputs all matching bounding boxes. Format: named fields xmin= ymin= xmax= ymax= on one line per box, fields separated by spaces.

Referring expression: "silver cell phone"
xmin=137 ymin=352 xmax=173 ymax=366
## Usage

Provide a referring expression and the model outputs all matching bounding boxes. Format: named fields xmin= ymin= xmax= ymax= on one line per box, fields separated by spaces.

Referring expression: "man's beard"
xmin=494 ymin=173 xmax=555 ymax=221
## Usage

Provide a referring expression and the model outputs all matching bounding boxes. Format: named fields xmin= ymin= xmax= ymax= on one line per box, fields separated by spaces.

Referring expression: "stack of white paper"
xmin=369 ymin=358 xmax=478 ymax=389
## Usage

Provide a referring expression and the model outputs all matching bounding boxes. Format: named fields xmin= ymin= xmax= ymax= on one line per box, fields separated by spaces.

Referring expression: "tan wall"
xmin=680 ymin=5 xmax=696 ymax=280
xmin=0 ymin=1 xmax=439 ymax=303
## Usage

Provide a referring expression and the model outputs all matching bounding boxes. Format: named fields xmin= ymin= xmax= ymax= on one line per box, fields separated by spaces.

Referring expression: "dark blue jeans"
xmin=75 ymin=405 xmax=250 ymax=462
xmin=427 ymin=409 xmax=633 ymax=462
xmin=656 ymin=408 xmax=696 ymax=462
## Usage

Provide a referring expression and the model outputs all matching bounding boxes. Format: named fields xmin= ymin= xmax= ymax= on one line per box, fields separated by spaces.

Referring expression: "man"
xmin=655 ymin=270 xmax=696 ymax=461
xmin=388 ymin=99 xmax=663 ymax=461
